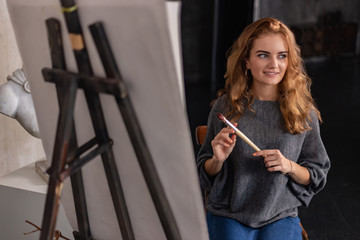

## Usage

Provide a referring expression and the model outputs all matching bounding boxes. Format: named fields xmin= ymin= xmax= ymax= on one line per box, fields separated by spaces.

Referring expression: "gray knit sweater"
xmin=197 ymin=95 xmax=330 ymax=228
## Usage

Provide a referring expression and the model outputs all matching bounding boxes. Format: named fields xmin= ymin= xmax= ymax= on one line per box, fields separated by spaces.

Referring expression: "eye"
xmin=278 ymin=54 xmax=287 ymax=59
xmin=258 ymin=54 xmax=268 ymax=58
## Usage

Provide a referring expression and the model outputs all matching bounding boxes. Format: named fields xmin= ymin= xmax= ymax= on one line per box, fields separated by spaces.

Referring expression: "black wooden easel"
xmin=39 ymin=1 xmax=181 ymax=239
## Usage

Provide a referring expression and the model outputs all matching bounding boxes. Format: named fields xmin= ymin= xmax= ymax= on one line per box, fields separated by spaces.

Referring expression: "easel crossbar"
xmin=42 ymin=67 xmax=125 ymax=97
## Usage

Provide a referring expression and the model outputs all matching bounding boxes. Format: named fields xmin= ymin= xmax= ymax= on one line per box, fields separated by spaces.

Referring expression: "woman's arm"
xmin=204 ymin=156 xmax=224 ymax=176
xmin=285 ymin=160 xmax=311 ymax=185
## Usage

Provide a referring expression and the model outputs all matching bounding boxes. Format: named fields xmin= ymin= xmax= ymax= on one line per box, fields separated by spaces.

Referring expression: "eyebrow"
xmin=255 ymin=50 xmax=288 ymax=54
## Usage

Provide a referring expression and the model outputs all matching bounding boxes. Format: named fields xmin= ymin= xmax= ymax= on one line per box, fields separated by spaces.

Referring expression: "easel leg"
xmin=89 ymin=22 xmax=181 ymax=240
xmin=70 ymin=171 xmax=92 ymax=240
xmin=83 ymin=90 xmax=135 ymax=240
xmin=40 ymin=78 xmax=78 ymax=240
xmin=45 ymin=18 xmax=93 ymax=240
xmin=59 ymin=1 xmax=136 ymax=236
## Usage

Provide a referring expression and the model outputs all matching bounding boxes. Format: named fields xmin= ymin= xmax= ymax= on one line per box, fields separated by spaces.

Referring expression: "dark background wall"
xmin=181 ymin=0 xmax=254 ymax=91
xmin=181 ymin=0 xmax=254 ymax=153
xmin=257 ymin=0 xmax=360 ymax=58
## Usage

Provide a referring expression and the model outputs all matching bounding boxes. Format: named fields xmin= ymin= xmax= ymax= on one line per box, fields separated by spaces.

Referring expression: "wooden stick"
xmin=217 ymin=113 xmax=261 ymax=152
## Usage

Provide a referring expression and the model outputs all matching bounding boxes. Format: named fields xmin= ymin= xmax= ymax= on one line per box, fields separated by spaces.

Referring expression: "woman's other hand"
xmin=253 ymin=150 xmax=311 ymax=185
xmin=254 ymin=149 xmax=292 ymax=174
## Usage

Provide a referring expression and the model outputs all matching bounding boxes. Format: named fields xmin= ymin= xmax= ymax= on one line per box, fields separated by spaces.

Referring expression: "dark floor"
xmin=185 ymin=55 xmax=360 ymax=240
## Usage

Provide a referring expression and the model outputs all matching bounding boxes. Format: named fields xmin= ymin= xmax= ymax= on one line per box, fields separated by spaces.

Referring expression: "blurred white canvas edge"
xmin=166 ymin=1 xmax=185 ymax=107
xmin=6 ymin=0 xmax=208 ymax=239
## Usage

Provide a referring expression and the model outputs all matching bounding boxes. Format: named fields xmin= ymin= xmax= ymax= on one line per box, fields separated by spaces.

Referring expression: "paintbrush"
xmin=217 ymin=113 xmax=261 ymax=152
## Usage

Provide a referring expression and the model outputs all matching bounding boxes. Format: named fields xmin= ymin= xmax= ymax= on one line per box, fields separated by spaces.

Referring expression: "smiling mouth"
xmin=264 ymin=71 xmax=278 ymax=75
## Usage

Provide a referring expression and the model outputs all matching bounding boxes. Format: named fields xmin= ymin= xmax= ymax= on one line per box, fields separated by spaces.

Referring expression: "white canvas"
xmin=6 ymin=0 xmax=208 ymax=239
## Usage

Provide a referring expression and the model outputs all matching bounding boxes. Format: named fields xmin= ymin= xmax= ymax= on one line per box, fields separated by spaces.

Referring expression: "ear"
xmin=245 ymin=60 xmax=250 ymax=69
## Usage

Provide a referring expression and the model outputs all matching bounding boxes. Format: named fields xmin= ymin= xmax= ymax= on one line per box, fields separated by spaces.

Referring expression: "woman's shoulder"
xmin=207 ymin=95 xmax=230 ymax=126
xmin=304 ymin=108 xmax=322 ymax=134
xmin=308 ymin=108 xmax=321 ymax=123
xmin=212 ymin=94 xmax=230 ymax=110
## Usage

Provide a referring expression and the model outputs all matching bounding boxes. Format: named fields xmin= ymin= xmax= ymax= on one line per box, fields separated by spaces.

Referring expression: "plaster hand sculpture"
xmin=0 ymin=69 xmax=40 ymax=138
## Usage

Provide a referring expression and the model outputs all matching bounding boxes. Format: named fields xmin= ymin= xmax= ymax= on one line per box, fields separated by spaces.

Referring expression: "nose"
xmin=268 ymin=56 xmax=279 ymax=68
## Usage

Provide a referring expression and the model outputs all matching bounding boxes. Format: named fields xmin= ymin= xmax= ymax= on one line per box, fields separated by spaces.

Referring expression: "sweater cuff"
xmin=288 ymin=162 xmax=329 ymax=207
xmin=197 ymin=155 xmax=216 ymax=191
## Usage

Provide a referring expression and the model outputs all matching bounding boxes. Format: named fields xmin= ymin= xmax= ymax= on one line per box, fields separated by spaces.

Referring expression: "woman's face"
xmin=246 ymin=33 xmax=288 ymax=89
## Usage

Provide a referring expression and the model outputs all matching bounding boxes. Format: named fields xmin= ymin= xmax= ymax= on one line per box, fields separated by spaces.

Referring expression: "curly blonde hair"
xmin=218 ymin=17 xmax=321 ymax=134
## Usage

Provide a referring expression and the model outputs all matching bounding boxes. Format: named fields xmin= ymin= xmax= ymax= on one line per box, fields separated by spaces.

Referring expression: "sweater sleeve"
xmin=196 ymin=97 xmax=226 ymax=191
xmin=288 ymin=111 xmax=331 ymax=207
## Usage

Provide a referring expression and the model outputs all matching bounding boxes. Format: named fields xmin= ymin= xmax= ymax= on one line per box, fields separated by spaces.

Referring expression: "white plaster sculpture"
xmin=0 ymin=69 xmax=40 ymax=138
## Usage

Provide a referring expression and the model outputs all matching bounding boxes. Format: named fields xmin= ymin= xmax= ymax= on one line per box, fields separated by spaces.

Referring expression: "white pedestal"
xmin=0 ymin=163 xmax=73 ymax=240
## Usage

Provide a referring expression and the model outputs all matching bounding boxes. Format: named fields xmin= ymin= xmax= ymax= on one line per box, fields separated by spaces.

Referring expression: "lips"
xmin=264 ymin=71 xmax=278 ymax=75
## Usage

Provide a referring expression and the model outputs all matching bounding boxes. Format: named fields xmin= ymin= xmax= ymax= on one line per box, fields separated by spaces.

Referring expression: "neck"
xmin=251 ymin=85 xmax=279 ymax=101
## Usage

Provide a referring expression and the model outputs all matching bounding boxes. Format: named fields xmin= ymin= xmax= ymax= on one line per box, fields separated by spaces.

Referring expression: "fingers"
xmin=212 ymin=136 xmax=233 ymax=148
xmin=266 ymin=165 xmax=283 ymax=172
xmin=214 ymin=126 xmax=236 ymax=145
xmin=253 ymin=149 xmax=278 ymax=157
xmin=253 ymin=149 xmax=290 ymax=174
xmin=211 ymin=126 xmax=237 ymax=162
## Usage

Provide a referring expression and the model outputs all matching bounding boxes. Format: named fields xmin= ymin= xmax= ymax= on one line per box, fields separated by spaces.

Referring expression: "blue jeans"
xmin=206 ymin=212 xmax=302 ymax=240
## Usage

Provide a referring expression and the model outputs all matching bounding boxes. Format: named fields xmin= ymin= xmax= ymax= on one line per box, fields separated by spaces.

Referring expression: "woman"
xmin=197 ymin=18 xmax=330 ymax=240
